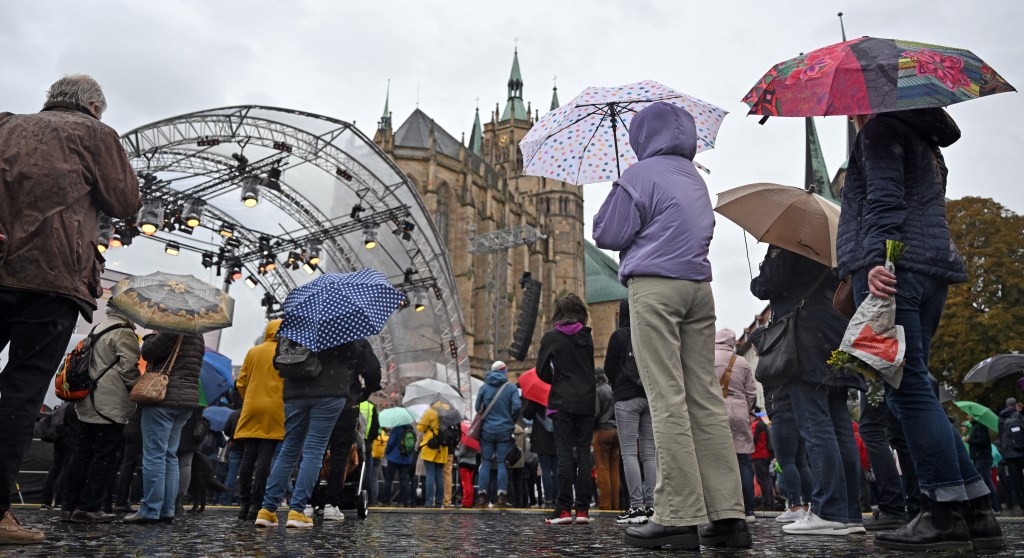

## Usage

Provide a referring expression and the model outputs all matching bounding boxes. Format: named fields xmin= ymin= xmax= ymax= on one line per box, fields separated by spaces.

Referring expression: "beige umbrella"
xmin=714 ymin=183 xmax=840 ymax=267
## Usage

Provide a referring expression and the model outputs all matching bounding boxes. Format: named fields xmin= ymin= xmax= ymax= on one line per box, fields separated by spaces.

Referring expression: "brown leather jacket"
xmin=0 ymin=102 xmax=140 ymax=315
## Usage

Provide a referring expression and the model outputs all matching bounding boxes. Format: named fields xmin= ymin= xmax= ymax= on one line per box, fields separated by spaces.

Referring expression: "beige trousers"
xmin=628 ymin=276 xmax=744 ymax=526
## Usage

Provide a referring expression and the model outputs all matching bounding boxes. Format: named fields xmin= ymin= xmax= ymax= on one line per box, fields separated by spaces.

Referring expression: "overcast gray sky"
xmin=3 ymin=0 xmax=1021 ymax=364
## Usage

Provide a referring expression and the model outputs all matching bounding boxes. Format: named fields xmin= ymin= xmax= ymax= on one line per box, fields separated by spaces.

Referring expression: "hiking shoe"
xmin=254 ymin=509 xmax=278 ymax=528
xmin=782 ymin=511 xmax=850 ymax=535
xmin=574 ymin=510 xmax=592 ymax=524
xmin=545 ymin=510 xmax=573 ymax=525
xmin=864 ymin=511 xmax=908 ymax=531
xmin=321 ymin=505 xmax=345 ymax=522
xmin=775 ymin=507 xmax=806 ymax=523
xmin=286 ymin=510 xmax=313 ymax=529
xmin=616 ymin=507 xmax=649 ymax=524
xmin=474 ymin=491 xmax=489 ymax=508
xmin=495 ymin=493 xmax=512 ymax=509
xmin=0 ymin=511 xmax=44 ymax=545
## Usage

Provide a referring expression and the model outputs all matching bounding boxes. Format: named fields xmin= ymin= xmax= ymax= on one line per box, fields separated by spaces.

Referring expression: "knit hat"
xmin=491 ymin=361 xmax=507 ymax=371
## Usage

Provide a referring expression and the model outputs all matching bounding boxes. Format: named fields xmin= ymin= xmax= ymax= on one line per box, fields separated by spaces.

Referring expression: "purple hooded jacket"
xmin=592 ymin=102 xmax=714 ymax=285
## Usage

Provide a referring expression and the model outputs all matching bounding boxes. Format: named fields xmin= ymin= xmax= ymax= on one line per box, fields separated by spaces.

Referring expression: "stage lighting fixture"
xmin=241 ymin=176 xmax=261 ymax=207
xmin=433 ymin=285 xmax=443 ymax=300
xmin=336 ymin=167 xmax=353 ymax=181
xmin=363 ymin=222 xmax=379 ymax=249
xmin=109 ymin=230 xmax=123 ymax=249
xmin=260 ymin=292 xmax=277 ymax=308
xmin=96 ymin=220 xmax=114 ymax=253
xmin=177 ymin=225 xmax=194 ymax=235
xmin=303 ymin=262 xmax=318 ymax=275
xmin=286 ymin=251 xmax=301 ymax=270
xmin=413 ymin=287 xmax=427 ymax=312
xmin=264 ymin=256 xmax=278 ymax=272
xmin=138 ymin=200 xmax=163 ymax=236
xmin=224 ymin=236 xmax=242 ymax=249
xmin=219 ymin=224 xmax=235 ymax=238
xmin=403 ymin=267 xmax=417 ymax=284
xmin=244 ymin=275 xmax=259 ymax=289
xmin=231 ymin=152 xmax=248 ymax=171
xmin=183 ymin=198 xmax=204 ymax=228
xmin=201 ymin=251 xmax=215 ymax=269
xmin=165 ymin=242 xmax=181 ymax=256
xmin=350 ymin=203 xmax=365 ymax=219
xmin=398 ymin=293 xmax=410 ymax=311
xmin=307 ymin=241 xmax=322 ymax=265
xmin=263 ymin=167 xmax=283 ymax=191
xmin=394 ymin=220 xmax=416 ymax=241
xmin=229 ymin=259 xmax=243 ymax=281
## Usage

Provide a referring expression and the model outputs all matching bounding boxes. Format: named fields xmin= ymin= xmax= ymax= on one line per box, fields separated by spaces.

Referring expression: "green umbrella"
xmin=955 ymin=401 xmax=999 ymax=432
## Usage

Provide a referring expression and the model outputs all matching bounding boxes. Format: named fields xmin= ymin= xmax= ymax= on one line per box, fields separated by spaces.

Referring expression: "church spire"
xmin=500 ymin=48 xmax=528 ymax=122
xmin=469 ymin=105 xmax=483 ymax=156
xmin=805 ymin=117 xmax=836 ymax=202
xmin=550 ymin=79 xmax=560 ymax=111
xmin=378 ymin=79 xmax=391 ymax=131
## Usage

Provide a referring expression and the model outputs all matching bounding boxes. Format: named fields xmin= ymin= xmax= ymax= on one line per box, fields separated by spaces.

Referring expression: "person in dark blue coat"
xmin=473 ymin=361 xmax=521 ymax=508
xmin=382 ymin=423 xmax=417 ymax=506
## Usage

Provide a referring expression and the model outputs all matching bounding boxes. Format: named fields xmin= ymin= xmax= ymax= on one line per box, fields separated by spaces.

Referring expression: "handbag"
xmin=504 ymin=433 xmax=523 ymax=467
xmin=129 ymin=335 xmax=182 ymax=404
xmin=833 ymin=275 xmax=855 ymax=318
xmin=467 ymin=383 xmax=511 ymax=441
xmin=749 ymin=270 xmax=830 ymax=387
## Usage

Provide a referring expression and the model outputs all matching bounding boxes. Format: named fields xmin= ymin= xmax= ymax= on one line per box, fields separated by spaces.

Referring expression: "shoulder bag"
xmin=748 ymin=270 xmax=830 ymax=387
xmin=719 ymin=355 xmax=737 ymax=398
xmin=130 ymin=335 xmax=182 ymax=404
xmin=467 ymin=382 xmax=511 ymax=441
xmin=833 ymin=275 xmax=856 ymax=318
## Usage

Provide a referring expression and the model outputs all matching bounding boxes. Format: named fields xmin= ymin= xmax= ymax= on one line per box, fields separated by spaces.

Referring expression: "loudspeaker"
xmin=509 ymin=277 xmax=542 ymax=361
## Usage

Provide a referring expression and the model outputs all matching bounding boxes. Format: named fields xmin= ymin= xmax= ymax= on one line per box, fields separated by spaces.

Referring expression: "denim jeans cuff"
xmin=922 ymin=481 xmax=968 ymax=502
xmin=964 ymin=478 xmax=990 ymax=500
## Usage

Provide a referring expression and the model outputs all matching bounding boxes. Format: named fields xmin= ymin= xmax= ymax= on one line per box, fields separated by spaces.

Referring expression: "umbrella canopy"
xmin=431 ymin=400 xmax=464 ymax=430
xmin=202 ymin=406 xmax=234 ymax=432
xmin=715 ymin=183 xmax=841 ymax=267
xmin=460 ymin=421 xmax=480 ymax=452
xmin=406 ymin=403 xmax=429 ymax=421
xmin=109 ymin=272 xmax=234 ymax=335
xmin=955 ymin=401 xmax=999 ymax=432
xmin=402 ymin=378 xmax=465 ymax=413
xmin=199 ymin=348 xmax=234 ymax=404
xmin=520 ymin=80 xmax=727 ymax=185
xmin=963 ymin=354 xmax=1024 ymax=383
xmin=743 ymin=37 xmax=1015 ymax=119
xmin=278 ymin=268 xmax=405 ymax=352
xmin=378 ymin=406 xmax=417 ymax=429
xmin=516 ymin=368 xmax=550 ymax=406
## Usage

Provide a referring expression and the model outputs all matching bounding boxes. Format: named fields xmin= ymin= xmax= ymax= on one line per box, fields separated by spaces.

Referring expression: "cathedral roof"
xmin=550 ymin=85 xmax=560 ymax=111
xmin=468 ymin=107 xmax=483 ymax=156
xmin=394 ymin=108 xmax=463 ymax=159
xmin=501 ymin=49 xmax=528 ymax=122
xmin=584 ymin=240 xmax=628 ymax=304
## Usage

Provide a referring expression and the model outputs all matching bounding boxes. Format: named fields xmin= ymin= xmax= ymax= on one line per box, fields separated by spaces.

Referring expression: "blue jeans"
xmin=139 ymin=406 xmax=191 ymax=519
xmin=478 ymin=431 xmax=512 ymax=497
xmin=423 ymin=460 xmax=444 ymax=507
xmin=853 ymin=269 xmax=986 ymax=502
xmin=770 ymin=408 xmax=813 ymax=507
xmin=538 ymin=453 xmax=556 ymax=504
xmin=261 ymin=396 xmax=345 ymax=513
xmin=789 ymin=382 xmax=861 ymax=524
xmin=737 ymin=454 xmax=755 ymax=515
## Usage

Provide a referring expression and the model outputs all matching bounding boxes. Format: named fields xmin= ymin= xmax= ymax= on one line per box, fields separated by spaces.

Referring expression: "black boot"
xmin=964 ymin=495 xmax=1004 ymax=551
xmin=698 ymin=518 xmax=752 ymax=548
xmin=874 ymin=496 xmax=971 ymax=552
xmin=237 ymin=504 xmax=250 ymax=520
xmin=624 ymin=522 xmax=699 ymax=550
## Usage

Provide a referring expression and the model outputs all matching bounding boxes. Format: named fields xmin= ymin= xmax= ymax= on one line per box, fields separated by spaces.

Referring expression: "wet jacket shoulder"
xmin=384 ymin=424 xmax=416 ymax=465
xmin=536 ymin=326 xmax=596 ymax=415
xmin=475 ymin=370 xmax=521 ymax=437
xmin=0 ymin=104 xmax=141 ymax=313
xmin=593 ymin=102 xmax=714 ymax=284
xmin=283 ymin=341 xmax=355 ymax=401
xmin=235 ymin=320 xmax=285 ymax=440
xmin=141 ymin=332 xmax=204 ymax=408
xmin=751 ymin=247 xmax=864 ymax=391
xmin=77 ymin=315 xmax=140 ymax=425
xmin=837 ymin=108 xmax=967 ymax=282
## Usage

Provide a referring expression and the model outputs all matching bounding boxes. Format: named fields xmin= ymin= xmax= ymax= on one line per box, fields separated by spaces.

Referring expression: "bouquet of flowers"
xmin=827 ymin=240 xmax=907 ymax=405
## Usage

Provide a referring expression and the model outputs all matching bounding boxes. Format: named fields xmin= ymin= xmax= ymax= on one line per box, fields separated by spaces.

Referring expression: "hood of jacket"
xmin=484 ymin=369 xmax=509 ymax=387
xmin=264 ymin=319 xmax=282 ymax=342
xmin=629 ymin=102 xmax=697 ymax=161
xmin=715 ymin=328 xmax=737 ymax=351
xmin=618 ymin=299 xmax=631 ymax=328
xmin=881 ymin=107 xmax=960 ymax=148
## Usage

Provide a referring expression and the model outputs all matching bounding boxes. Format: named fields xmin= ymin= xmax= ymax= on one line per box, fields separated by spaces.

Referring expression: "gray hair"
xmin=46 ymin=74 xmax=107 ymax=117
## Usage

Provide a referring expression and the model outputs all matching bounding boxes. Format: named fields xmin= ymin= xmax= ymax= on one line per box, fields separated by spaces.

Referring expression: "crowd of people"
xmin=0 ymin=73 xmax=1019 ymax=556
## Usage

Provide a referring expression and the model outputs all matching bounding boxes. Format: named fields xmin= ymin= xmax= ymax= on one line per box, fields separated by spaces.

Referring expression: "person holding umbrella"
xmin=473 ymin=361 xmax=521 ymax=508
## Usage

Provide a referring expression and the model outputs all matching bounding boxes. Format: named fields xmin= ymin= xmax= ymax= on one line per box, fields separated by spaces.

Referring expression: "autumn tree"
xmin=931 ymin=197 xmax=1024 ymax=406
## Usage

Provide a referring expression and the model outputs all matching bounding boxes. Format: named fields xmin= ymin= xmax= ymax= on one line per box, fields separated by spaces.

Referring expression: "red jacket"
xmin=751 ymin=418 xmax=771 ymax=459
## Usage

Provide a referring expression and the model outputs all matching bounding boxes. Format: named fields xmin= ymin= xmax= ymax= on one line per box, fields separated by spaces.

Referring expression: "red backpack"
xmin=54 ymin=323 xmax=130 ymax=401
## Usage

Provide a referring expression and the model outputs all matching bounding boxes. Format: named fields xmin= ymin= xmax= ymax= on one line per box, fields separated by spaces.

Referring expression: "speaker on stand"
xmin=509 ymin=272 xmax=542 ymax=361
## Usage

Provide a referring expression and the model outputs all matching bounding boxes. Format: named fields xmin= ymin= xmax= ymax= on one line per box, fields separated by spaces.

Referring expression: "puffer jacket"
xmin=140 ymin=332 xmax=205 ymax=409
xmin=281 ymin=341 xmax=356 ymax=401
xmin=714 ymin=329 xmax=756 ymax=454
xmin=536 ymin=324 xmax=596 ymax=416
xmin=76 ymin=314 xmax=140 ymax=425
xmin=0 ymin=103 xmax=140 ymax=317
xmin=837 ymin=107 xmax=967 ymax=283
xmin=235 ymin=320 xmax=285 ymax=441
xmin=475 ymin=369 xmax=521 ymax=438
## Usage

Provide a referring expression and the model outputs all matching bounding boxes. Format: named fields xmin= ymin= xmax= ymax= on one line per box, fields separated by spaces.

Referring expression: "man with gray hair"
xmin=0 ymin=74 xmax=140 ymax=544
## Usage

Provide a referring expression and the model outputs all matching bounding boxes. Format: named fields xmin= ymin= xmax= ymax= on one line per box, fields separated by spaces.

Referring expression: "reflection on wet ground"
xmin=2 ymin=507 xmax=1023 ymax=557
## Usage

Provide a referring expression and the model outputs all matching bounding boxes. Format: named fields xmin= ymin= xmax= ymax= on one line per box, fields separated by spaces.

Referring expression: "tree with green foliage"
xmin=930 ymin=197 xmax=1024 ymax=408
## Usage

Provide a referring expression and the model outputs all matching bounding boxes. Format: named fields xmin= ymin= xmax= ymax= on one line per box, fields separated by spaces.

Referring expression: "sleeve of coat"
xmin=535 ymin=333 xmax=555 ymax=383
xmin=592 ymin=182 xmax=642 ymax=251
xmin=113 ymin=329 xmax=142 ymax=389
xmin=741 ymin=361 xmax=756 ymax=411
xmin=859 ymin=119 xmax=907 ymax=267
xmin=87 ymin=124 xmax=142 ymax=219
xmin=359 ymin=342 xmax=382 ymax=398
xmin=236 ymin=349 xmax=255 ymax=401
xmin=510 ymin=387 xmax=522 ymax=419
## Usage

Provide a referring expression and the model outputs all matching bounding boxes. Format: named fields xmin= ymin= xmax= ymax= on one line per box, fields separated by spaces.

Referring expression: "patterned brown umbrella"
xmin=109 ymin=272 xmax=234 ymax=335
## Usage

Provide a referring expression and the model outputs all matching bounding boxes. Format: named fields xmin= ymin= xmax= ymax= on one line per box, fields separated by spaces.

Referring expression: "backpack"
xmin=1002 ymin=412 xmax=1024 ymax=452
xmin=439 ymin=423 xmax=462 ymax=450
xmin=273 ymin=337 xmax=322 ymax=378
xmin=622 ymin=337 xmax=644 ymax=390
xmin=399 ymin=428 xmax=417 ymax=456
xmin=54 ymin=323 xmax=130 ymax=402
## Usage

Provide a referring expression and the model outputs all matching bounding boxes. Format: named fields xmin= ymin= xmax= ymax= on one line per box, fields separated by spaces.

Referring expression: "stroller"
xmin=308 ymin=409 xmax=370 ymax=519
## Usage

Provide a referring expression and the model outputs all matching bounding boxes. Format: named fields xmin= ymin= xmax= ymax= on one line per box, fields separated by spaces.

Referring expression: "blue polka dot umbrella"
xmin=278 ymin=268 xmax=405 ymax=351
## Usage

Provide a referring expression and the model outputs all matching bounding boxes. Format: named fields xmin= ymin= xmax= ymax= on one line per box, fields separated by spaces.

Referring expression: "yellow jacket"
xmin=416 ymin=404 xmax=449 ymax=464
xmin=372 ymin=433 xmax=388 ymax=460
xmin=234 ymin=320 xmax=285 ymax=441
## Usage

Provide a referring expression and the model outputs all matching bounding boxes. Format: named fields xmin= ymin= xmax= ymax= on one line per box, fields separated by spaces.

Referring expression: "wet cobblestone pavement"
xmin=2 ymin=506 xmax=1023 ymax=557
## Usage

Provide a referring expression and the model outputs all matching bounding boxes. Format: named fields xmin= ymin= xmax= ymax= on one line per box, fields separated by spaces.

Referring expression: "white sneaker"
xmin=782 ymin=511 xmax=850 ymax=535
xmin=321 ymin=505 xmax=345 ymax=522
xmin=775 ymin=508 xmax=806 ymax=523
xmin=745 ymin=514 xmax=757 ymax=523
xmin=846 ymin=523 xmax=866 ymax=534
xmin=303 ymin=505 xmax=314 ymax=518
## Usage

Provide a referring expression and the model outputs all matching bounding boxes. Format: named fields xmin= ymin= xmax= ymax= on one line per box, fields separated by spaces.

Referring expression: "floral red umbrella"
xmin=743 ymin=37 xmax=1014 ymax=120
